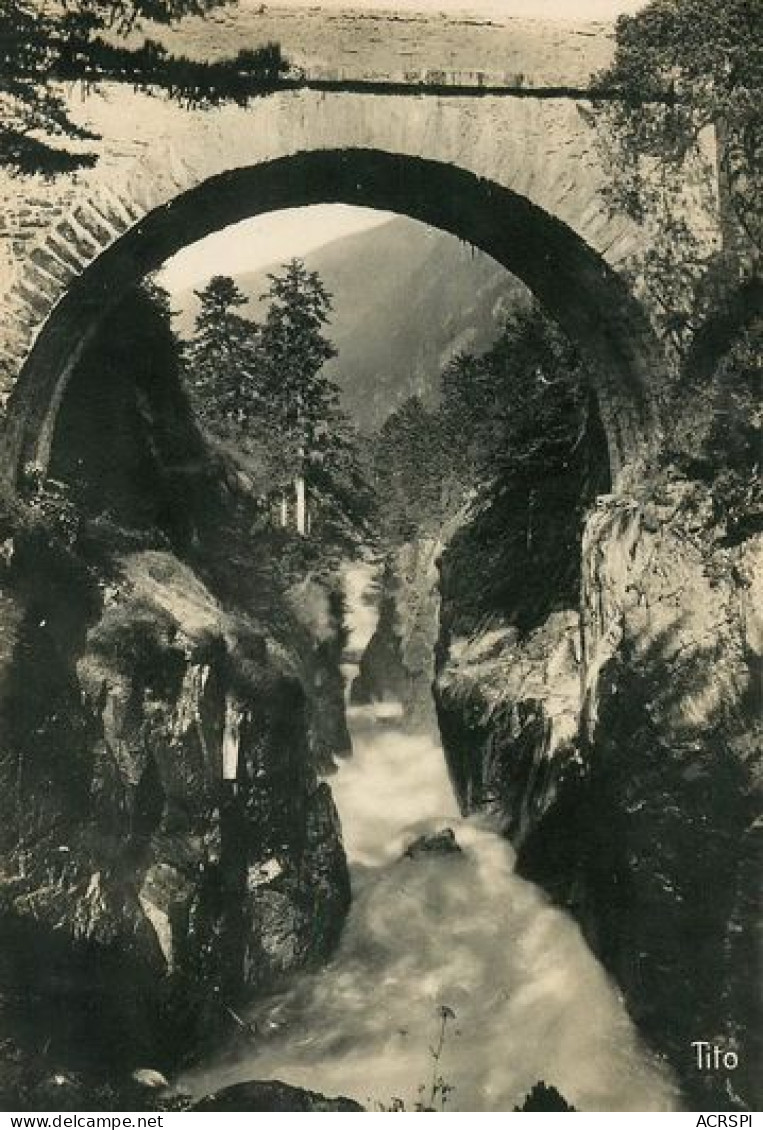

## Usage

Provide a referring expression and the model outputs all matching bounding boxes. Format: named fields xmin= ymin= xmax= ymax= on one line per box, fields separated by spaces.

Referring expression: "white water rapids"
xmin=184 ymin=564 xmax=681 ymax=1112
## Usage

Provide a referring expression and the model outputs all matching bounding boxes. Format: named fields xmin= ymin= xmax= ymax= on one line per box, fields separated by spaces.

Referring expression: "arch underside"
xmin=1 ymin=148 xmax=665 ymax=480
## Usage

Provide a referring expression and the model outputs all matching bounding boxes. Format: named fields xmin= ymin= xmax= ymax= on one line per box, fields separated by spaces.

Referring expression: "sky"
xmin=158 ymin=0 xmax=647 ymax=294
xmin=158 ymin=205 xmax=394 ymax=293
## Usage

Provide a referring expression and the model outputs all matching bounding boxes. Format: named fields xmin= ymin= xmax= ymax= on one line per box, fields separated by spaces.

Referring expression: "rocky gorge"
xmin=360 ymin=466 xmax=761 ymax=1112
xmin=0 ymin=295 xmax=353 ymax=1105
xmin=0 ymin=279 xmax=758 ymax=1114
xmin=0 ymin=184 xmax=758 ymax=1117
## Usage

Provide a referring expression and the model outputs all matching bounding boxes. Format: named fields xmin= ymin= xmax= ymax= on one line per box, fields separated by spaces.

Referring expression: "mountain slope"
xmin=172 ymin=216 xmax=529 ymax=431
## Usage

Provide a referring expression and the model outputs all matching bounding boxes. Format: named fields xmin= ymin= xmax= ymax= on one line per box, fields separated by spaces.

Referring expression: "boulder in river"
xmin=193 ymin=1080 xmax=365 ymax=1111
xmin=515 ymin=1082 xmax=577 ymax=1111
xmin=403 ymin=827 xmax=462 ymax=859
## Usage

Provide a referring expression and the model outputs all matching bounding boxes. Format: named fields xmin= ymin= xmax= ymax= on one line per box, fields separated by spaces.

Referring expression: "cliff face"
xmin=0 ymin=534 xmax=349 ymax=1076
xmin=436 ymin=610 xmax=582 ymax=841
xmin=0 ymin=293 xmax=353 ymax=1088
xmin=559 ymin=485 xmax=761 ymax=1111
xmin=286 ymin=577 xmax=352 ymax=773
xmin=433 ymin=475 xmax=762 ymax=1110
xmin=350 ymin=540 xmax=443 ymax=732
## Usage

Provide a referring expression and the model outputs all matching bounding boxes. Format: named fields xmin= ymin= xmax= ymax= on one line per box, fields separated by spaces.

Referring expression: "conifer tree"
xmin=183 ymin=275 xmax=262 ymax=437
xmin=181 ymin=263 xmax=371 ymax=548
xmin=371 ymin=304 xmax=592 ymax=548
xmin=0 ymin=0 xmax=286 ymax=175
xmin=257 ymin=259 xmax=342 ymax=536
xmin=372 ymin=395 xmax=443 ymax=544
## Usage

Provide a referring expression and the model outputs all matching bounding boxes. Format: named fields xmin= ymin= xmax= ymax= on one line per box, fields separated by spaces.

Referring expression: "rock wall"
xmin=0 ymin=295 xmax=353 ymax=1088
xmin=0 ymin=530 xmax=349 ymax=1077
xmin=436 ymin=611 xmax=582 ymax=840
xmin=286 ymin=577 xmax=352 ymax=773
xmin=434 ymin=476 xmax=762 ymax=1111
xmin=351 ymin=542 xmax=442 ymax=732
xmin=566 ymin=484 xmax=761 ymax=1111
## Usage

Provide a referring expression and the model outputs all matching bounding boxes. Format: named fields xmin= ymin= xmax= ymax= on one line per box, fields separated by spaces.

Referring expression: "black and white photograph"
xmin=0 ymin=0 xmax=759 ymax=1114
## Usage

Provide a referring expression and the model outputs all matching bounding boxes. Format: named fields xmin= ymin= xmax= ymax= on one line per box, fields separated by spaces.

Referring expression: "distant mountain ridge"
xmin=171 ymin=216 xmax=529 ymax=432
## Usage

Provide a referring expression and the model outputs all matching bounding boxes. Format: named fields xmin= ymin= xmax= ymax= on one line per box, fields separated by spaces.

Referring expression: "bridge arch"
xmin=1 ymin=147 xmax=665 ymax=481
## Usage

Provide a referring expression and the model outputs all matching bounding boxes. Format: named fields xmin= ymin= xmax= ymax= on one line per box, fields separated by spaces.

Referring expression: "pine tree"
xmin=370 ymin=303 xmax=594 ymax=551
xmin=0 ymin=0 xmax=286 ymax=175
xmin=257 ymin=260 xmax=342 ymax=537
xmin=183 ymin=275 xmax=263 ymax=439
xmin=437 ymin=304 xmax=589 ymax=488
xmin=181 ymin=262 xmax=371 ymax=549
xmin=372 ymin=395 xmax=444 ymax=544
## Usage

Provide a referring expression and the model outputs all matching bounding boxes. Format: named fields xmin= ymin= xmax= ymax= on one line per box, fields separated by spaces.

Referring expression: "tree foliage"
xmin=371 ymin=303 xmax=598 ymax=549
xmin=592 ymin=0 xmax=761 ymax=360
xmin=373 ymin=304 xmax=608 ymax=636
xmin=181 ymin=263 xmax=372 ymax=553
xmin=255 ymin=259 xmax=373 ymax=547
xmin=595 ymin=0 xmax=761 ymax=249
xmin=256 ymin=259 xmax=341 ymax=482
xmin=703 ymin=316 xmax=762 ymax=534
xmin=0 ymin=0 xmax=286 ymax=175
xmin=371 ymin=396 xmax=444 ymax=544
xmin=674 ymin=314 xmax=763 ymax=541
xmin=183 ymin=274 xmax=261 ymax=435
xmin=593 ymin=0 xmax=761 ymax=538
xmin=440 ymin=307 xmax=589 ymax=484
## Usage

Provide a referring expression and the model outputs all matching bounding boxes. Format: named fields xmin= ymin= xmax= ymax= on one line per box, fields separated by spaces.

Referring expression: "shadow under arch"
xmin=1 ymin=148 xmax=666 ymax=483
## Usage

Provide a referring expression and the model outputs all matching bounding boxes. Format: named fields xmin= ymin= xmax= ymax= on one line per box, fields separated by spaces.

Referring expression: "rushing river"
xmin=184 ymin=565 xmax=680 ymax=1112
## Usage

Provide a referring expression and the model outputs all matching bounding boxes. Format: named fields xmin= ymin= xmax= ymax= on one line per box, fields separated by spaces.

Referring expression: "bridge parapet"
xmin=145 ymin=6 xmax=618 ymax=90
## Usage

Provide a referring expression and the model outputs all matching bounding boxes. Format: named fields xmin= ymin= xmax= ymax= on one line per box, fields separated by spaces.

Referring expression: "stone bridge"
xmin=0 ymin=5 xmax=721 ymax=481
